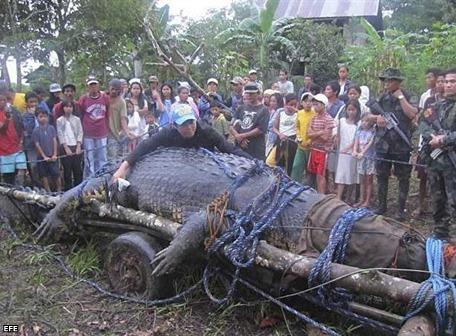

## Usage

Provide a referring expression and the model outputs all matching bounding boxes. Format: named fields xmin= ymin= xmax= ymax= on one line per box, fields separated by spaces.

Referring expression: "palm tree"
xmin=216 ymin=0 xmax=295 ymax=77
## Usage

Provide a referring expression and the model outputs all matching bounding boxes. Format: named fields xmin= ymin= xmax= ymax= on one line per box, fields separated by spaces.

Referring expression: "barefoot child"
xmin=353 ymin=113 xmax=376 ymax=207
xmin=32 ymin=109 xmax=61 ymax=191
xmin=335 ymin=99 xmax=361 ymax=201
xmin=307 ymin=94 xmax=336 ymax=193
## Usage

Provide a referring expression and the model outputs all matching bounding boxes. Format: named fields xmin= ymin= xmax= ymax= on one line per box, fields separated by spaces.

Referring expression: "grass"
xmin=67 ymin=240 xmax=102 ymax=277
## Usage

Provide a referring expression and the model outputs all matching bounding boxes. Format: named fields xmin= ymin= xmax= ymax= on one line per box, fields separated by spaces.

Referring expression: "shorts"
xmin=308 ymin=148 xmax=327 ymax=176
xmin=37 ymin=160 xmax=60 ymax=178
xmin=0 ymin=151 xmax=27 ymax=173
xmin=357 ymin=157 xmax=376 ymax=175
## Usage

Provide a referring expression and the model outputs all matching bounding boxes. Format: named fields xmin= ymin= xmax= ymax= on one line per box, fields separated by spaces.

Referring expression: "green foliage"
xmin=382 ymin=0 xmax=456 ymax=33
xmin=345 ymin=19 xmax=456 ymax=95
xmin=285 ymin=19 xmax=345 ymax=87
xmin=216 ymin=0 xmax=295 ymax=80
xmin=67 ymin=240 xmax=101 ymax=277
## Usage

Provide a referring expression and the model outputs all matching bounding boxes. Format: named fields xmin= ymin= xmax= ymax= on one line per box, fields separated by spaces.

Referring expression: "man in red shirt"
xmin=79 ymin=76 xmax=110 ymax=177
xmin=0 ymin=88 xmax=27 ymax=185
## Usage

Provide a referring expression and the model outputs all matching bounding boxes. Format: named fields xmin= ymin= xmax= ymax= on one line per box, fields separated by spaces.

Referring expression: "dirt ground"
xmin=0 ymin=175 xmax=432 ymax=336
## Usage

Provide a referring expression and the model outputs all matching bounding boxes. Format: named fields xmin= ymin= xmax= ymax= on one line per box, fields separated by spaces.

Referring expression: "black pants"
xmin=375 ymin=151 xmax=412 ymax=213
xmin=61 ymin=146 xmax=83 ymax=190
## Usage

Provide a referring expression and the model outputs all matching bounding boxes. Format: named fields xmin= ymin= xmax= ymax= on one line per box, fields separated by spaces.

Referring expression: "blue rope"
xmin=308 ymin=207 xmax=373 ymax=306
xmin=403 ymin=237 xmax=456 ymax=335
xmin=203 ymin=166 xmax=310 ymax=304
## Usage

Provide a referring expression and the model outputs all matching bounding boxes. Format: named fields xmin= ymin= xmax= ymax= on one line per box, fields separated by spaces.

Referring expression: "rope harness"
xmin=403 ymin=237 xmax=456 ymax=335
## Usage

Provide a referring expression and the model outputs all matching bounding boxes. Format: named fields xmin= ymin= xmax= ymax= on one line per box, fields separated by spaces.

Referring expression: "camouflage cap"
xmin=379 ymin=68 xmax=404 ymax=81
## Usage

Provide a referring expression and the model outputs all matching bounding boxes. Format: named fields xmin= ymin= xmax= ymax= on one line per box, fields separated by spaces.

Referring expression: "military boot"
xmin=375 ymin=178 xmax=388 ymax=215
xmin=395 ymin=178 xmax=410 ymax=221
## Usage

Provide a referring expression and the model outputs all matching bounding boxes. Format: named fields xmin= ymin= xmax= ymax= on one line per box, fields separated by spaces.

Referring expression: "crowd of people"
xmin=1 ymin=64 xmax=456 ymax=243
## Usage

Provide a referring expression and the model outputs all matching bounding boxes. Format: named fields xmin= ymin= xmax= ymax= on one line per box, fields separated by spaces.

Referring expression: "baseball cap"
xmin=249 ymin=69 xmax=257 ymax=75
xmin=207 ymin=78 xmax=218 ymax=85
xmin=62 ymin=83 xmax=76 ymax=92
xmin=230 ymin=76 xmax=243 ymax=85
xmin=129 ymin=78 xmax=141 ymax=86
xmin=86 ymin=76 xmax=99 ymax=85
xmin=49 ymin=83 xmax=62 ymax=93
xmin=312 ymin=93 xmax=329 ymax=107
xmin=148 ymin=75 xmax=159 ymax=83
xmin=243 ymin=82 xmax=259 ymax=93
xmin=172 ymin=103 xmax=196 ymax=125
xmin=301 ymin=92 xmax=314 ymax=101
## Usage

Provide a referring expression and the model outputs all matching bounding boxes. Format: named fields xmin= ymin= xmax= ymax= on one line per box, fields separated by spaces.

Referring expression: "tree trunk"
xmin=133 ymin=49 xmax=143 ymax=78
xmin=1 ymin=54 xmax=11 ymax=87
xmin=15 ymin=51 xmax=21 ymax=91
xmin=56 ymin=49 xmax=66 ymax=85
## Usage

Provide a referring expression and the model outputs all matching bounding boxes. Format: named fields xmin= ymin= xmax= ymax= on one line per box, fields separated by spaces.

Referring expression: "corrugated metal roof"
xmin=256 ymin=0 xmax=380 ymax=19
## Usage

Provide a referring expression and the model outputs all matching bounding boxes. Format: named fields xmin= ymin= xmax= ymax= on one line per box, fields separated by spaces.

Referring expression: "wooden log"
xmin=255 ymin=242 xmax=422 ymax=305
xmin=398 ymin=315 xmax=435 ymax=336
xmin=83 ymin=200 xmax=179 ymax=241
xmin=0 ymin=185 xmax=59 ymax=208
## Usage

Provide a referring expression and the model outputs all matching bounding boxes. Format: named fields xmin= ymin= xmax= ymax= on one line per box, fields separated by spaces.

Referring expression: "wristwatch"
xmin=397 ymin=94 xmax=404 ymax=100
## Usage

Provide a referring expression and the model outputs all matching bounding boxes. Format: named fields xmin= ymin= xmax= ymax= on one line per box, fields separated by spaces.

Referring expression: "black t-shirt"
xmin=232 ymin=104 xmax=269 ymax=160
xmin=126 ymin=122 xmax=251 ymax=166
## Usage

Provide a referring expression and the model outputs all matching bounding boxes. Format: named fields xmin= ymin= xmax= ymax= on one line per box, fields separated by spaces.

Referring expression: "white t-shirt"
xmin=278 ymin=109 xmax=297 ymax=137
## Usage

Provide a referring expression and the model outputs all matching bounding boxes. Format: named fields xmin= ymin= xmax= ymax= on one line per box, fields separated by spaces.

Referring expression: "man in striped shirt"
xmin=306 ymin=93 xmax=336 ymax=193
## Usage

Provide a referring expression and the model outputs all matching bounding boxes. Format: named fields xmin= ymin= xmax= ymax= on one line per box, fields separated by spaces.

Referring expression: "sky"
xmin=158 ymin=0 xmax=234 ymax=18
xmin=6 ymin=0 xmax=235 ymax=84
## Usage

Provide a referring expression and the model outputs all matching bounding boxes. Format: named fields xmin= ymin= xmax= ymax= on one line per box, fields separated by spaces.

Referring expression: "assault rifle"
xmin=366 ymin=98 xmax=413 ymax=149
xmin=421 ymin=116 xmax=456 ymax=168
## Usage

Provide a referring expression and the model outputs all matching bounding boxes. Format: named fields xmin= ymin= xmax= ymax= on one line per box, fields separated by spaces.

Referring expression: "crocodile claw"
xmin=152 ymin=245 xmax=181 ymax=277
xmin=34 ymin=210 xmax=65 ymax=242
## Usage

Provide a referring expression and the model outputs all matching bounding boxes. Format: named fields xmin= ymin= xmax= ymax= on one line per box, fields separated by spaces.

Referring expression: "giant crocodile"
xmin=35 ymin=147 xmax=456 ymax=280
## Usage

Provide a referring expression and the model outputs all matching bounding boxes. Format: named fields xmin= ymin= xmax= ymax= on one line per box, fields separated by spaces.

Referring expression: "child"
xmin=32 ymin=109 xmax=61 ymax=192
xmin=335 ymin=99 xmax=361 ymax=201
xmin=353 ymin=113 xmax=376 ymax=207
xmin=23 ymin=92 xmax=39 ymax=185
xmin=125 ymin=98 xmax=141 ymax=152
xmin=56 ymin=100 xmax=83 ymax=191
xmin=0 ymin=89 xmax=26 ymax=185
xmin=266 ymin=93 xmax=298 ymax=175
xmin=307 ymin=94 xmax=336 ymax=194
xmin=291 ymin=92 xmax=316 ymax=184
xmin=146 ymin=112 xmax=160 ymax=138
xmin=210 ymin=102 xmax=229 ymax=139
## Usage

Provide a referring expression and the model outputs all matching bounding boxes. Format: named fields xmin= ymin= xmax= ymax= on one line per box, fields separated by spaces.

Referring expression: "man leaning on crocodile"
xmin=35 ymin=103 xmax=456 ymax=281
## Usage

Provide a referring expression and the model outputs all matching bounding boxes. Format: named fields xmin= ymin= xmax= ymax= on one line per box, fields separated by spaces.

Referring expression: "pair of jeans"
xmin=83 ymin=137 xmax=107 ymax=178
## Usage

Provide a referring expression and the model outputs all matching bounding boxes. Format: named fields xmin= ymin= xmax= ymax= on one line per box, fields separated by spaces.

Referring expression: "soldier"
xmin=419 ymin=68 xmax=456 ymax=243
xmin=371 ymin=68 xmax=418 ymax=220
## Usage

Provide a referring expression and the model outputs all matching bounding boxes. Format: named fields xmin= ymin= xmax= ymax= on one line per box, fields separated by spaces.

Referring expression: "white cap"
xmin=249 ymin=69 xmax=257 ymax=75
xmin=312 ymin=93 xmax=329 ymax=107
xmin=129 ymin=78 xmax=141 ymax=86
xmin=207 ymin=78 xmax=218 ymax=85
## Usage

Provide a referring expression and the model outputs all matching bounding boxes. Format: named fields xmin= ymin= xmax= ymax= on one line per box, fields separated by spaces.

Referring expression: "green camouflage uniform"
xmin=419 ymin=95 xmax=456 ymax=242
xmin=373 ymin=91 xmax=414 ymax=217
